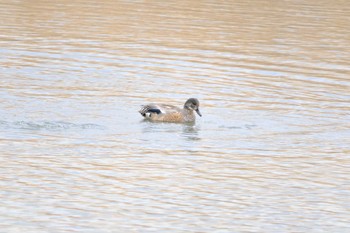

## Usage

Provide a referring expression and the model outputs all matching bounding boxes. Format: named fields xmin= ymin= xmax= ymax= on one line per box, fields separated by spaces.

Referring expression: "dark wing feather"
xmin=139 ymin=104 xmax=162 ymax=117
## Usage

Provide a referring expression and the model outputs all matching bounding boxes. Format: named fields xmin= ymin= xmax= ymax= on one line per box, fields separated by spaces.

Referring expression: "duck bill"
xmin=195 ymin=109 xmax=202 ymax=117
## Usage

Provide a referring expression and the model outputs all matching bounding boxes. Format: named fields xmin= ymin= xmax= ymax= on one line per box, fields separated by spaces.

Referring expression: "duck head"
xmin=184 ymin=98 xmax=202 ymax=117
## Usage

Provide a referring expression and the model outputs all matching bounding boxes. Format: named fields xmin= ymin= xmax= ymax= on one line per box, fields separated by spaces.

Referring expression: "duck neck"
xmin=184 ymin=106 xmax=193 ymax=113
xmin=183 ymin=107 xmax=195 ymax=121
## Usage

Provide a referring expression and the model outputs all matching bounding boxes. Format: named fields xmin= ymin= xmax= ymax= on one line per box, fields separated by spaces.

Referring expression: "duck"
xmin=139 ymin=98 xmax=202 ymax=123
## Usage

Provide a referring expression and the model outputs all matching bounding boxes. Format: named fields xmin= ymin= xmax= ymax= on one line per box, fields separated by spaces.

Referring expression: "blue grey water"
xmin=1 ymin=0 xmax=350 ymax=232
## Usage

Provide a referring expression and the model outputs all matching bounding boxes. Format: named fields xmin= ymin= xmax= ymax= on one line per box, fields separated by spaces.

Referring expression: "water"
xmin=1 ymin=0 xmax=350 ymax=232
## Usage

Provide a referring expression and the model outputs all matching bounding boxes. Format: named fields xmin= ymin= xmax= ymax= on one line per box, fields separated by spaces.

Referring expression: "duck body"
xmin=139 ymin=98 xmax=201 ymax=123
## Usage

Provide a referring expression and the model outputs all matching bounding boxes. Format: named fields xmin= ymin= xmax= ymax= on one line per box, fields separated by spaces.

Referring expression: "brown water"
xmin=1 ymin=0 xmax=350 ymax=232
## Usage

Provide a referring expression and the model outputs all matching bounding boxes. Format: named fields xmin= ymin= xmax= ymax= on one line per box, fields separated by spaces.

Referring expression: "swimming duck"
xmin=139 ymin=98 xmax=202 ymax=123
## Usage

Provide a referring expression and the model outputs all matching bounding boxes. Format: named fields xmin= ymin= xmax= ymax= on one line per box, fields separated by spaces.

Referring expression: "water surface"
xmin=1 ymin=0 xmax=350 ymax=232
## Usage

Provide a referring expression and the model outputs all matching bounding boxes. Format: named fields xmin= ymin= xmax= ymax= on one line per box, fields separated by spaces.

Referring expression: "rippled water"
xmin=1 ymin=0 xmax=350 ymax=232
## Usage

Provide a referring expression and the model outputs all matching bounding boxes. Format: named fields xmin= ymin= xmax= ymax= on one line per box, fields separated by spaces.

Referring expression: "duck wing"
xmin=139 ymin=104 xmax=181 ymax=116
